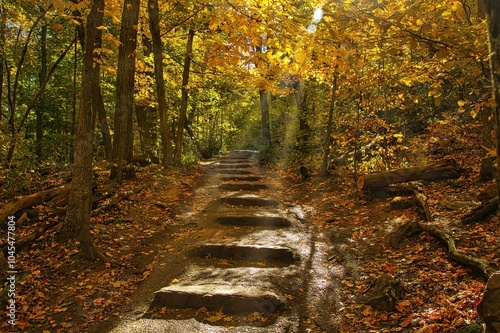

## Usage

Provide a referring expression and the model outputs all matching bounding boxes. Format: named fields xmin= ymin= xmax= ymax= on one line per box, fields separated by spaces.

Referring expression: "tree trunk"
xmin=478 ymin=100 xmax=495 ymax=181
xmin=478 ymin=0 xmax=486 ymax=19
xmin=148 ymin=0 xmax=172 ymax=166
xmin=185 ymin=122 xmax=211 ymax=158
xmin=59 ymin=0 xmax=106 ymax=262
xmin=135 ymin=34 xmax=157 ymax=160
xmin=0 ymin=4 xmax=5 ymax=121
xmin=321 ymin=74 xmax=338 ymax=176
xmin=295 ymin=80 xmax=311 ymax=153
xmin=36 ymin=7 xmax=47 ymax=160
xmin=485 ymin=1 xmax=500 ymax=221
xmin=89 ymin=9 xmax=112 ymax=162
xmin=94 ymin=84 xmax=113 ymax=160
xmin=0 ymin=60 xmax=3 ymax=121
xmin=259 ymin=89 xmax=271 ymax=146
xmin=69 ymin=0 xmax=112 ymax=161
xmin=357 ymin=158 xmax=461 ymax=190
xmin=174 ymin=28 xmax=195 ymax=165
xmin=113 ymin=0 xmax=141 ymax=182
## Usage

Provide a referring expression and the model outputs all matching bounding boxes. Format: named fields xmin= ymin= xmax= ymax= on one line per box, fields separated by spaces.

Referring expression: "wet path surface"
xmin=98 ymin=151 xmax=341 ymax=332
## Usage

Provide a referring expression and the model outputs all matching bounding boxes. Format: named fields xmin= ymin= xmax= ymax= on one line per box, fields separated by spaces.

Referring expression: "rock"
xmin=478 ymin=271 xmax=500 ymax=332
xmin=365 ymin=274 xmax=404 ymax=311
xmin=151 ymin=284 xmax=285 ymax=314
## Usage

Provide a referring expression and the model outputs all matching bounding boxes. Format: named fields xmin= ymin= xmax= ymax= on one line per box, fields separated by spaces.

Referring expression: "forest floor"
xmin=1 ymin=127 xmax=499 ymax=332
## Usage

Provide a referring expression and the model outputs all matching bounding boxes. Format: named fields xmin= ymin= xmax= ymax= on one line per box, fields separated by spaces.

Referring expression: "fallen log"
xmin=462 ymin=196 xmax=498 ymax=224
xmin=0 ymin=186 xmax=67 ymax=223
xmin=368 ymin=184 xmax=416 ymax=200
xmin=357 ymin=158 xmax=461 ymax=190
xmin=477 ymin=183 xmax=497 ymax=204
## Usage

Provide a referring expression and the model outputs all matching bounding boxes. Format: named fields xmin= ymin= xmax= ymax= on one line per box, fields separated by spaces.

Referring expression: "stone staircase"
xmin=108 ymin=151 xmax=313 ymax=332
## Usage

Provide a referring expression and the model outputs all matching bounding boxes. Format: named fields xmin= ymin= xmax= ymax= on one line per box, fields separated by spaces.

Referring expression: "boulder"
xmin=478 ymin=271 xmax=500 ymax=332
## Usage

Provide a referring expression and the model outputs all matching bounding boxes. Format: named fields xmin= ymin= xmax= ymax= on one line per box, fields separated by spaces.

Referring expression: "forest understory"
xmin=0 ymin=120 xmax=498 ymax=333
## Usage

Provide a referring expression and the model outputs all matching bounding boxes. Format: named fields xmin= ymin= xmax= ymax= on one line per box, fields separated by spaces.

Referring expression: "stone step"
xmin=216 ymin=215 xmax=291 ymax=227
xmin=225 ymin=155 xmax=252 ymax=160
xmin=151 ymin=284 xmax=284 ymax=314
xmin=220 ymin=196 xmax=279 ymax=207
xmin=217 ymin=164 xmax=252 ymax=168
xmin=190 ymin=244 xmax=298 ymax=265
xmin=219 ymin=183 xmax=267 ymax=191
xmin=218 ymin=159 xmax=250 ymax=164
xmin=216 ymin=169 xmax=253 ymax=175
xmin=220 ymin=176 xmax=263 ymax=182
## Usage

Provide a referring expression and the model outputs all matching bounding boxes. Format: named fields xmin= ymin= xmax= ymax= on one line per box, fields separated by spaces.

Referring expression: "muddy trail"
xmin=89 ymin=150 xmax=345 ymax=333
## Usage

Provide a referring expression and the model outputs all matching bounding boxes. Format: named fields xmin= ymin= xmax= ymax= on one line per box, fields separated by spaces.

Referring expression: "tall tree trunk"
xmin=259 ymin=89 xmax=271 ymax=146
xmin=295 ymin=80 xmax=311 ymax=153
xmin=0 ymin=60 xmax=3 ymax=121
xmin=485 ymin=1 xmax=500 ymax=222
xmin=113 ymin=0 xmax=140 ymax=182
xmin=478 ymin=0 xmax=486 ymax=19
xmin=59 ymin=0 xmax=106 ymax=262
xmin=135 ymin=34 xmax=157 ymax=159
xmin=174 ymin=28 xmax=195 ymax=165
xmin=70 ymin=1 xmax=112 ymax=161
xmin=148 ymin=0 xmax=172 ymax=165
xmin=36 ymin=9 xmax=47 ymax=160
xmin=0 ymin=3 xmax=5 ymax=122
xmin=94 ymin=78 xmax=113 ymax=160
xmin=321 ymin=74 xmax=338 ymax=176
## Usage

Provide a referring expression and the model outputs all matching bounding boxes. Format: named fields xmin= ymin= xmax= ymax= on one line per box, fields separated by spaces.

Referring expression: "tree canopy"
xmin=0 ymin=0 xmax=493 ymax=193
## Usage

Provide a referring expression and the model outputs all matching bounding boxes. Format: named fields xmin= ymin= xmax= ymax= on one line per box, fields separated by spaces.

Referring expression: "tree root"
xmin=389 ymin=220 xmax=497 ymax=279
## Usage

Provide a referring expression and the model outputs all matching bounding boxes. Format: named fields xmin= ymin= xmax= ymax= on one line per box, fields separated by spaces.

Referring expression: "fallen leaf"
xmin=205 ymin=308 xmax=224 ymax=323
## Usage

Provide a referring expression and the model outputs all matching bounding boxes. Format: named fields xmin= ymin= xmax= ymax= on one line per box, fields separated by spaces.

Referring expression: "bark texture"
xmin=113 ymin=0 xmax=141 ymax=181
xmin=148 ymin=0 xmax=172 ymax=165
xmin=485 ymin=0 xmax=500 ymax=221
xmin=357 ymin=158 xmax=461 ymax=190
xmin=260 ymin=89 xmax=271 ymax=146
xmin=59 ymin=0 xmax=105 ymax=261
xmin=175 ymin=28 xmax=195 ymax=165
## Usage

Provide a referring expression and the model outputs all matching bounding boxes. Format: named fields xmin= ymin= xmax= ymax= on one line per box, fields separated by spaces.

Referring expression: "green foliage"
xmin=458 ymin=323 xmax=484 ymax=333
xmin=1 ymin=139 xmax=41 ymax=197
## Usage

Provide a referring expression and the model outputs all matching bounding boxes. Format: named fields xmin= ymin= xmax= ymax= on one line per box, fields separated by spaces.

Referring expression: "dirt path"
xmin=87 ymin=151 xmax=343 ymax=333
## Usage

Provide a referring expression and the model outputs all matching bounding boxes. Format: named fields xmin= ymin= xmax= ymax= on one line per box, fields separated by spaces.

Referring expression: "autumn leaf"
xmin=205 ymin=308 xmax=224 ymax=323
xmin=93 ymin=298 xmax=105 ymax=306
xmin=395 ymin=300 xmax=411 ymax=313
xmin=53 ymin=307 xmax=68 ymax=313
